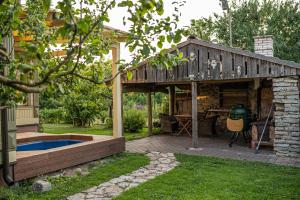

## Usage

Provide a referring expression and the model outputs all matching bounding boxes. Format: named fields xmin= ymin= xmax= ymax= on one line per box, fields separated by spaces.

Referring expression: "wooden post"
xmin=169 ymin=86 xmax=175 ymax=115
xmin=191 ymin=81 xmax=199 ymax=148
xmin=112 ymin=43 xmax=123 ymax=138
xmin=33 ymin=70 xmax=39 ymax=118
xmin=147 ymin=92 xmax=153 ymax=136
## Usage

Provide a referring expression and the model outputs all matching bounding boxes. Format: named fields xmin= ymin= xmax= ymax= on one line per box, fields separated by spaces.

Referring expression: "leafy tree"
xmin=0 ymin=0 xmax=186 ymax=105
xmin=187 ymin=0 xmax=300 ymax=63
xmin=63 ymin=79 xmax=111 ymax=126
xmin=40 ymin=60 xmax=112 ymax=126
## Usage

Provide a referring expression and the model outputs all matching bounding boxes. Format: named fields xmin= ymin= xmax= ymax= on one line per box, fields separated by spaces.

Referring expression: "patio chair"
xmin=227 ymin=118 xmax=248 ymax=147
xmin=169 ymin=115 xmax=179 ymax=135
xmin=159 ymin=114 xmax=179 ymax=134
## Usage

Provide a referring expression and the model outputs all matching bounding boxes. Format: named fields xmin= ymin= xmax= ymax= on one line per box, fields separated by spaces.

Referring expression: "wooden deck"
xmin=14 ymin=133 xmax=125 ymax=181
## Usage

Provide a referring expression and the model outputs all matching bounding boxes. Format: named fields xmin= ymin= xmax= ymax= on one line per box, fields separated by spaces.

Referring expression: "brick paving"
xmin=126 ymin=135 xmax=300 ymax=167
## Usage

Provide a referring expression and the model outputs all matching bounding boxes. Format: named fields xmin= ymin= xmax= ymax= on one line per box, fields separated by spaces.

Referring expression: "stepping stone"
xmin=68 ymin=152 xmax=179 ymax=200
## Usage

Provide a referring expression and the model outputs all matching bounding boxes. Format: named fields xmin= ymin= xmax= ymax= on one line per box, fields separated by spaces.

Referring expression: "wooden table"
xmin=205 ymin=108 xmax=230 ymax=118
xmin=174 ymin=115 xmax=192 ymax=136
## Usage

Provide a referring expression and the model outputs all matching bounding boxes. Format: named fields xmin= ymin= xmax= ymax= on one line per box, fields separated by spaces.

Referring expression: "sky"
xmin=106 ymin=0 xmax=223 ymax=31
xmin=105 ymin=0 xmax=224 ymax=60
xmin=21 ymin=0 xmax=224 ymax=60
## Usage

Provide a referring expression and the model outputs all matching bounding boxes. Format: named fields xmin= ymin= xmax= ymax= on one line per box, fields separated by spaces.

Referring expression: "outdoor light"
xmin=197 ymin=95 xmax=208 ymax=100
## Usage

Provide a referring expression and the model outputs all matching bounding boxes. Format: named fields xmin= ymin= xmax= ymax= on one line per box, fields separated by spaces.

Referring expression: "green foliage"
xmin=161 ymin=95 xmax=169 ymax=114
xmin=63 ymin=80 xmax=111 ymax=127
xmin=116 ymin=154 xmax=300 ymax=200
xmin=0 ymin=153 xmax=149 ymax=200
xmin=43 ymin=123 xmax=112 ymax=135
xmin=40 ymin=88 xmax=64 ymax=109
xmin=40 ymin=108 xmax=65 ymax=123
xmin=105 ymin=118 xmax=113 ymax=129
xmin=0 ymin=85 xmax=25 ymax=106
xmin=0 ymin=187 xmax=17 ymax=200
xmin=187 ymin=0 xmax=300 ymax=63
xmin=39 ymin=62 xmax=112 ymax=127
xmin=123 ymin=93 xmax=146 ymax=109
xmin=0 ymin=0 xmax=186 ymax=99
xmin=42 ymin=123 xmax=152 ymax=141
xmin=124 ymin=110 xmax=146 ymax=133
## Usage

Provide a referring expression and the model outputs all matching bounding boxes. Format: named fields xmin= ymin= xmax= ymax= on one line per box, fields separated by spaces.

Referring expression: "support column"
xmin=169 ymin=86 xmax=175 ymax=115
xmin=33 ymin=71 xmax=39 ymax=118
xmin=147 ymin=92 xmax=152 ymax=136
xmin=273 ymin=77 xmax=300 ymax=160
xmin=191 ymin=82 xmax=199 ymax=148
xmin=112 ymin=43 xmax=123 ymax=138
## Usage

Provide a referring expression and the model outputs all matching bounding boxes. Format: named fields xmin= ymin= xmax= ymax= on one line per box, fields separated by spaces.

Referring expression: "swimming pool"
xmin=17 ymin=140 xmax=83 ymax=151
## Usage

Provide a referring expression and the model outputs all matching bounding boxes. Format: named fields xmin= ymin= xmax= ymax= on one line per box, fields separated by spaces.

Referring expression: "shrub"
xmin=105 ymin=117 xmax=113 ymax=129
xmin=124 ymin=110 xmax=145 ymax=133
xmin=153 ymin=120 xmax=160 ymax=128
xmin=63 ymin=81 xmax=111 ymax=127
xmin=40 ymin=108 xmax=65 ymax=123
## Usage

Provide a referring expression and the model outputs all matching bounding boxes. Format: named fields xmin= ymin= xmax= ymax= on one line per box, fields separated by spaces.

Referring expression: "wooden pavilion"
xmin=120 ymin=37 xmax=300 ymax=160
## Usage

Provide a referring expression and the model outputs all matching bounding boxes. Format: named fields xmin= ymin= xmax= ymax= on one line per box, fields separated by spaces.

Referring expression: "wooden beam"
xmin=169 ymin=86 xmax=175 ymax=115
xmin=191 ymin=81 xmax=199 ymax=148
xmin=147 ymin=92 xmax=153 ymax=136
xmin=112 ymin=44 xmax=123 ymax=138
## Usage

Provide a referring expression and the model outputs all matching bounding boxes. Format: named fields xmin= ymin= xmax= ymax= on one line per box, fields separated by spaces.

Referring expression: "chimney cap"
xmin=187 ymin=35 xmax=198 ymax=40
xmin=253 ymin=35 xmax=273 ymax=39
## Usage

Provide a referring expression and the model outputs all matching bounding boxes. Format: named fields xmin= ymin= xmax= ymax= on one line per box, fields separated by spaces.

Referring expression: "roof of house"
xmin=136 ymin=38 xmax=300 ymax=69
xmin=122 ymin=38 xmax=300 ymax=87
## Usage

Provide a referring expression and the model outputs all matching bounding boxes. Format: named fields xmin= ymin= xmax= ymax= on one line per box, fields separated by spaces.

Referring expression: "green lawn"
xmin=42 ymin=123 xmax=159 ymax=141
xmin=116 ymin=154 xmax=300 ymax=200
xmin=1 ymin=153 xmax=149 ymax=200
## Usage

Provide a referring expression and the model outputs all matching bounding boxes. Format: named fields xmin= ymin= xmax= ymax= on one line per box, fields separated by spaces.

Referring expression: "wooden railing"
xmin=16 ymin=106 xmax=39 ymax=126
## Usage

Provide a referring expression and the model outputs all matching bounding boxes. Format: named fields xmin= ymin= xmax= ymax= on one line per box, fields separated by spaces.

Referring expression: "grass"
xmin=42 ymin=123 xmax=159 ymax=141
xmin=1 ymin=153 xmax=149 ymax=200
xmin=116 ymin=154 xmax=300 ymax=200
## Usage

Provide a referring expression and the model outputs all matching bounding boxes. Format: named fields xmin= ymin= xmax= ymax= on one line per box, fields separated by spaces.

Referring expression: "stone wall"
xmin=272 ymin=77 xmax=300 ymax=160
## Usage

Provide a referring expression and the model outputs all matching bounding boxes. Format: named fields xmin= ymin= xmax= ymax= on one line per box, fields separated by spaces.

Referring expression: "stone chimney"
xmin=254 ymin=35 xmax=274 ymax=57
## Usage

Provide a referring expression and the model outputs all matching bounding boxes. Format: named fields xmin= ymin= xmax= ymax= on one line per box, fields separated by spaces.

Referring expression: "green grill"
xmin=229 ymin=104 xmax=251 ymax=131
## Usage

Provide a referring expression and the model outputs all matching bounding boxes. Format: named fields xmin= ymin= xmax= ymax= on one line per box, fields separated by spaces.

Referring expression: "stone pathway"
xmin=67 ymin=152 xmax=179 ymax=200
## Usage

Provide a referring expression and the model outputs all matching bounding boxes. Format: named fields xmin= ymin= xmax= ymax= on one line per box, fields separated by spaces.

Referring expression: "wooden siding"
xmin=122 ymin=41 xmax=300 ymax=85
xmin=14 ymin=134 xmax=125 ymax=181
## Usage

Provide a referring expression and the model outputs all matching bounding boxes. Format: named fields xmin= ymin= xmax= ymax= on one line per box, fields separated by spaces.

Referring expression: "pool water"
xmin=17 ymin=140 xmax=83 ymax=151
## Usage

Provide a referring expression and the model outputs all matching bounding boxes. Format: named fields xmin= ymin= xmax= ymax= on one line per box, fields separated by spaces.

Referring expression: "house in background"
xmin=4 ymin=10 xmax=127 ymax=134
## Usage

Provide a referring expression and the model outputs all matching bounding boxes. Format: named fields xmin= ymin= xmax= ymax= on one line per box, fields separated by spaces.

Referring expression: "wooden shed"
xmin=121 ymin=37 xmax=300 ymax=160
